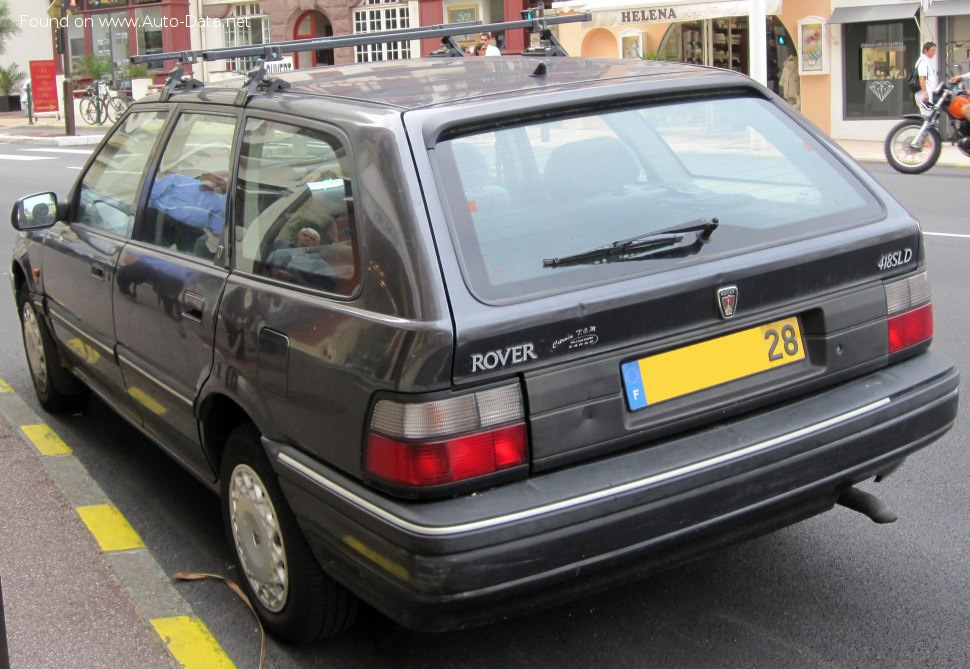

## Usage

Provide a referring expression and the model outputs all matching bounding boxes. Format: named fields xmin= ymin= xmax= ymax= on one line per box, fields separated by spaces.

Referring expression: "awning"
xmin=826 ymin=3 xmax=919 ymax=24
xmin=925 ymin=0 xmax=970 ymax=16
xmin=553 ymin=0 xmax=782 ymax=26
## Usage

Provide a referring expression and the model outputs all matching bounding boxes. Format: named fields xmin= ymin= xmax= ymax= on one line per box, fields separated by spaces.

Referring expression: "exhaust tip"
xmin=837 ymin=486 xmax=898 ymax=524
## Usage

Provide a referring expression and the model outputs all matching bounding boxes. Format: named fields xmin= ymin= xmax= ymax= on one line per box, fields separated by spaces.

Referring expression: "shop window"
xmin=136 ymin=7 xmax=164 ymax=71
xmin=843 ymin=21 xmax=919 ymax=119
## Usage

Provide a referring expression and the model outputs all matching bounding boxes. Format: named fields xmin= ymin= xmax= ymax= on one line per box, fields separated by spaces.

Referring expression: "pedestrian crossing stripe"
xmin=20 ymin=423 xmax=72 ymax=455
xmin=151 ymin=616 xmax=236 ymax=669
xmin=75 ymin=504 xmax=146 ymax=552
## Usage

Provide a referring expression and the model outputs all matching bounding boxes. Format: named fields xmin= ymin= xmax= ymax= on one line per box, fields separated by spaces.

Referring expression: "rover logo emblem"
xmin=717 ymin=286 xmax=738 ymax=319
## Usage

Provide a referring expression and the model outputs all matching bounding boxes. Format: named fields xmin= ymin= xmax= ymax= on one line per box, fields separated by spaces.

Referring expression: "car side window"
xmin=235 ymin=118 xmax=360 ymax=296
xmin=77 ymin=111 xmax=168 ymax=236
xmin=136 ymin=113 xmax=236 ymax=260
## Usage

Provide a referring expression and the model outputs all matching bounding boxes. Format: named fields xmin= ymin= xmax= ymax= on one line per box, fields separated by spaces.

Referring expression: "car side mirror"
xmin=11 ymin=192 xmax=62 ymax=231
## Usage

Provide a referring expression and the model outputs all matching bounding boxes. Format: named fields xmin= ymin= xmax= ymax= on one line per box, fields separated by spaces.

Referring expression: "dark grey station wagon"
xmin=9 ymin=18 xmax=959 ymax=644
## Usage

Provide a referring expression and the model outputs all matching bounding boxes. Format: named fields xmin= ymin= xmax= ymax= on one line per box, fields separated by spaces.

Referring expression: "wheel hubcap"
xmin=22 ymin=303 xmax=48 ymax=394
xmin=228 ymin=464 xmax=289 ymax=612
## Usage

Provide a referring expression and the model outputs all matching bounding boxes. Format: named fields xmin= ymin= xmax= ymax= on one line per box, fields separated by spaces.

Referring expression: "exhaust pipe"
xmin=837 ymin=485 xmax=898 ymax=524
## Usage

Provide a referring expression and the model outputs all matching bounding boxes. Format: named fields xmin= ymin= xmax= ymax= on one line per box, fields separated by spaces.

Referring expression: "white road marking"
xmin=20 ymin=148 xmax=92 ymax=155
xmin=924 ymin=232 xmax=970 ymax=239
xmin=0 ymin=155 xmax=55 ymax=161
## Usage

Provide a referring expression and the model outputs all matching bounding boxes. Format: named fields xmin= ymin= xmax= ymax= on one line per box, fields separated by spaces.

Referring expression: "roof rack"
xmin=131 ymin=12 xmax=591 ymax=102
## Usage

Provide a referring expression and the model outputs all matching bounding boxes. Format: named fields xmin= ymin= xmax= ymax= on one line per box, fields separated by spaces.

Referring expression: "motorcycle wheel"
xmin=884 ymin=120 xmax=942 ymax=174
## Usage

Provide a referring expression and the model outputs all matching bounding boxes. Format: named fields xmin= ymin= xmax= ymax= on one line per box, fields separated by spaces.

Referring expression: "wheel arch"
xmin=199 ymin=393 xmax=256 ymax=479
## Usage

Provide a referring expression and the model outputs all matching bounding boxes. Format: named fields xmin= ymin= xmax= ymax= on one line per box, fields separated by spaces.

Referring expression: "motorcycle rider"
xmin=915 ymin=42 xmax=938 ymax=115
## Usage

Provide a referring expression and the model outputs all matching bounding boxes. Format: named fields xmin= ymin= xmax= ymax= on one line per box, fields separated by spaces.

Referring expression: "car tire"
xmin=17 ymin=284 xmax=89 ymax=412
xmin=220 ymin=423 xmax=359 ymax=643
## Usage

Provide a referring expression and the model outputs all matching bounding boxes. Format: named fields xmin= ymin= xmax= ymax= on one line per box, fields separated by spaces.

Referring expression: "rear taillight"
xmin=885 ymin=272 xmax=933 ymax=354
xmin=365 ymin=384 xmax=528 ymax=489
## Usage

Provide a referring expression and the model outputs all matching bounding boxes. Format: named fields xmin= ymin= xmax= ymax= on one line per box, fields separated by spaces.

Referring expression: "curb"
xmin=0 ymin=133 xmax=104 ymax=146
xmin=0 ymin=384 xmax=235 ymax=668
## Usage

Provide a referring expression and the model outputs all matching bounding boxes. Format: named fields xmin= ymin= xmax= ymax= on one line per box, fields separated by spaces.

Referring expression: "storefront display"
xmin=842 ymin=21 xmax=919 ymax=119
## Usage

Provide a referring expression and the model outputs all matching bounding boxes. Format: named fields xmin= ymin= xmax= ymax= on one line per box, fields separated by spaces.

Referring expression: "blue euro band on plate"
xmin=622 ymin=361 xmax=648 ymax=411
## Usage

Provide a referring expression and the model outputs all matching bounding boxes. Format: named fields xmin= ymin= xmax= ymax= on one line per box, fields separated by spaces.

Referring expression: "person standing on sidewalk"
xmin=915 ymin=42 xmax=938 ymax=115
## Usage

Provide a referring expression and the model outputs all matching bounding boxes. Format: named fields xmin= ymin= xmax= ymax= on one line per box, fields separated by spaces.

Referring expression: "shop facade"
xmin=552 ymin=0 xmax=832 ymax=133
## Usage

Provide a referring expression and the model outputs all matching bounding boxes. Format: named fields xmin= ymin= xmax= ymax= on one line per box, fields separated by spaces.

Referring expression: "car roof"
xmin=172 ymin=57 xmax=723 ymax=111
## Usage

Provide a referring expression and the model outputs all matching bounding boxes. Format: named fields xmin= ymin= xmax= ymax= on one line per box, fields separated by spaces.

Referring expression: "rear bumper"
xmin=269 ymin=351 xmax=958 ymax=631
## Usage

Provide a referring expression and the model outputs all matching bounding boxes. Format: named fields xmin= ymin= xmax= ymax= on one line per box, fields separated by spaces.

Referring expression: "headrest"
xmin=544 ymin=136 xmax=641 ymax=203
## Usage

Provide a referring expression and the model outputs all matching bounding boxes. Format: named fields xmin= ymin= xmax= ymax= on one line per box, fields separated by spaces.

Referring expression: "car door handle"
xmin=91 ymin=259 xmax=108 ymax=281
xmin=181 ymin=291 xmax=205 ymax=322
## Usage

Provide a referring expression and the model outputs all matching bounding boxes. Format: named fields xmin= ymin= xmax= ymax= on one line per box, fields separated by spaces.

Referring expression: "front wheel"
xmin=884 ymin=120 xmax=942 ymax=174
xmin=17 ymin=284 xmax=88 ymax=412
xmin=106 ymin=96 xmax=128 ymax=122
xmin=78 ymin=98 xmax=98 ymax=126
xmin=220 ymin=424 xmax=359 ymax=644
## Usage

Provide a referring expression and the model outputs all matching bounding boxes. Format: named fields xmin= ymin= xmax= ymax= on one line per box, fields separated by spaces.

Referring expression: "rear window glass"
xmin=435 ymin=96 xmax=880 ymax=303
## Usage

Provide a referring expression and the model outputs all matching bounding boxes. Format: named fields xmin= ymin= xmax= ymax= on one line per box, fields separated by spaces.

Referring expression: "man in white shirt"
xmin=480 ymin=33 xmax=501 ymax=56
xmin=915 ymin=42 xmax=938 ymax=115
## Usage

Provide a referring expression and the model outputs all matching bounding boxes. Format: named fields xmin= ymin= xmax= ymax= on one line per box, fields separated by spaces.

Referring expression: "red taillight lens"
xmin=365 ymin=384 xmax=529 ymax=489
xmin=885 ymin=272 xmax=933 ymax=354
xmin=365 ymin=423 xmax=528 ymax=487
xmin=888 ymin=303 xmax=933 ymax=353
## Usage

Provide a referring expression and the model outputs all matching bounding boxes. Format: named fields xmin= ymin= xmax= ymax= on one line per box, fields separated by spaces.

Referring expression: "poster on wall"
xmin=798 ymin=18 xmax=828 ymax=75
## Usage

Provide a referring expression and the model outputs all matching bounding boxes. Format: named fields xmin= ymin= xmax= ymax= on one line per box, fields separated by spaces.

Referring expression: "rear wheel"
xmin=220 ymin=423 xmax=359 ymax=643
xmin=884 ymin=120 xmax=942 ymax=174
xmin=17 ymin=284 xmax=88 ymax=412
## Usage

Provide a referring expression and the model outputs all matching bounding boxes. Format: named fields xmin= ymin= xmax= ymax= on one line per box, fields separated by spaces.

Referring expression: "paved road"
xmin=0 ymin=145 xmax=968 ymax=668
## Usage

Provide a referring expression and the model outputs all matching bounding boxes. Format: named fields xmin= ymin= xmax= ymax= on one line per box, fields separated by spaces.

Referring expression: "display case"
xmin=712 ymin=19 xmax=747 ymax=73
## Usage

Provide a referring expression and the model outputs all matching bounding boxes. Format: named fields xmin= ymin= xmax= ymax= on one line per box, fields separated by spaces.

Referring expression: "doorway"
xmin=294 ymin=11 xmax=334 ymax=68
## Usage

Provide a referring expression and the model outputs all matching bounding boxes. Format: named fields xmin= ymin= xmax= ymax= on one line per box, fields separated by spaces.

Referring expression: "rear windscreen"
xmin=434 ymin=95 xmax=880 ymax=303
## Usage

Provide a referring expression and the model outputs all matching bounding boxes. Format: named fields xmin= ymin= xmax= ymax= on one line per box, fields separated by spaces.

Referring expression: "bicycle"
xmin=78 ymin=79 xmax=129 ymax=125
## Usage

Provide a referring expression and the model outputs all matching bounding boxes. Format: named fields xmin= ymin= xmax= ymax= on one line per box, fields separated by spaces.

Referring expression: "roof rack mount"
xmin=130 ymin=13 xmax=591 ymax=67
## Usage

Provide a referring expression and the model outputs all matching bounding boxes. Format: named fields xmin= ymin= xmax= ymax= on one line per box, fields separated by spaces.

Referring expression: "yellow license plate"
xmin=621 ymin=316 xmax=806 ymax=411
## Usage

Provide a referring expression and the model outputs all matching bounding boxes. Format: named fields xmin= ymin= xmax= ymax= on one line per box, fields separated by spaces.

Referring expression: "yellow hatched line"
xmin=75 ymin=504 xmax=145 ymax=551
xmin=0 ymin=377 xmax=13 ymax=393
xmin=151 ymin=616 xmax=236 ymax=669
xmin=20 ymin=423 xmax=72 ymax=456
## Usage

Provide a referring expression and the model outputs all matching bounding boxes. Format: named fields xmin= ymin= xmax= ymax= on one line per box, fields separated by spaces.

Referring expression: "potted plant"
xmin=0 ymin=62 xmax=25 ymax=112
xmin=73 ymin=54 xmax=115 ymax=85
xmin=126 ymin=63 xmax=152 ymax=100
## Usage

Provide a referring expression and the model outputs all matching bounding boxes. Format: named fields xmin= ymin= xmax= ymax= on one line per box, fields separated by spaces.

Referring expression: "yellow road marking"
xmin=0 ymin=377 xmax=13 ymax=393
xmin=75 ymin=504 xmax=145 ymax=552
xmin=151 ymin=616 xmax=236 ymax=669
xmin=20 ymin=423 xmax=72 ymax=455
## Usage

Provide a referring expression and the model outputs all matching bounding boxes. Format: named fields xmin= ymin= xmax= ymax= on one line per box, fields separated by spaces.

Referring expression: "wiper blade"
xmin=543 ymin=217 xmax=719 ymax=268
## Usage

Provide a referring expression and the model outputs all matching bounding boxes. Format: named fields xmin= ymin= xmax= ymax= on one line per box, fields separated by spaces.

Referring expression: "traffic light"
xmin=54 ymin=27 xmax=64 ymax=54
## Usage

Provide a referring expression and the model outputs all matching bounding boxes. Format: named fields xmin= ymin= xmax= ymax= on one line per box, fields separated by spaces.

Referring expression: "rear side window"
xmin=137 ymin=113 xmax=236 ymax=259
xmin=436 ymin=96 xmax=880 ymax=303
xmin=235 ymin=118 xmax=360 ymax=296
xmin=77 ymin=110 xmax=167 ymax=236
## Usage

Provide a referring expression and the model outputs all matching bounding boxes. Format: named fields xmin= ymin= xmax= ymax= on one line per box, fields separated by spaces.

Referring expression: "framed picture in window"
xmin=798 ymin=17 xmax=828 ymax=75
xmin=448 ymin=5 xmax=479 ymax=25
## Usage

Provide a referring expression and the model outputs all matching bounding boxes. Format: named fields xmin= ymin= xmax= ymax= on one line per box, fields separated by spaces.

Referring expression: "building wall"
xmin=3 ymin=0 xmax=57 ymax=85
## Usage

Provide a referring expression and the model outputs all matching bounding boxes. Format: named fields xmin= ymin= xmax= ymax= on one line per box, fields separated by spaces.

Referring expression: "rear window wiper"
xmin=542 ymin=218 xmax=719 ymax=268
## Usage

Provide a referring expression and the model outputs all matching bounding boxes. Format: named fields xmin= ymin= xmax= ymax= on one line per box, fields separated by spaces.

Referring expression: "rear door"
xmin=42 ymin=109 xmax=169 ymax=419
xmin=114 ymin=109 xmax=237 ymax=477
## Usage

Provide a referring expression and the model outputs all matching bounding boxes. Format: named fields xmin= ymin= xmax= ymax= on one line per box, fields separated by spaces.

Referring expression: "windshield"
xmin=434 ymin=95 xmax=880 ymax=303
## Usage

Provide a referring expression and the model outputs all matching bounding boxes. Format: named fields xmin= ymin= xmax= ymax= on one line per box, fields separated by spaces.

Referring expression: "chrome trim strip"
xmin=278 ymin=398 xmax=891 ymax=537
xmin=116 ymin=352 xmax=195 ymax=408
xmin=49 ymin=311 xmax=114 ymax=356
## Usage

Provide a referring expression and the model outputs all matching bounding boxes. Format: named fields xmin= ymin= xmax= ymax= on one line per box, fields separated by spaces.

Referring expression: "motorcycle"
xmin=884 ymin=81 xmax=970 ymax=174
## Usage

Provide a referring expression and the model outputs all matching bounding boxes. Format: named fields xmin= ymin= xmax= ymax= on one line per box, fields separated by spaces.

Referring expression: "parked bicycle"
xmin=78 ymin=79 xmax=130 ymax=126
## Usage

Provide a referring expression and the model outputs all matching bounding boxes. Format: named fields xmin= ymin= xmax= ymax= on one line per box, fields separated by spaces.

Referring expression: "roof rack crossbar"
xmin=129 ymin=13 xmax=590 ymax=67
